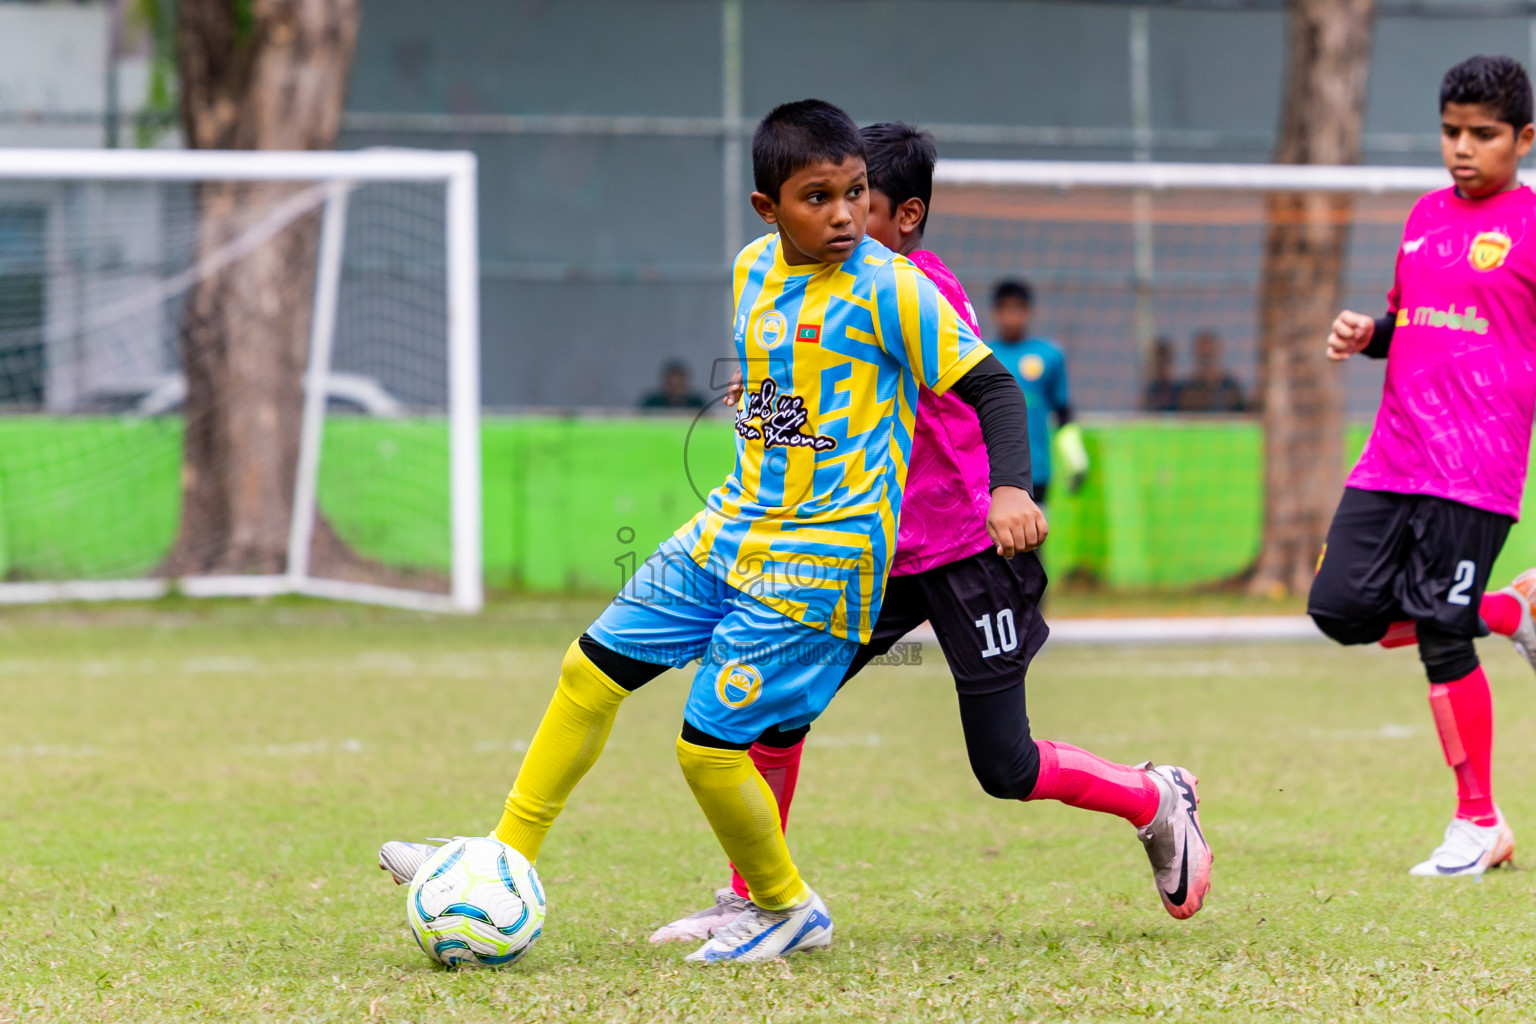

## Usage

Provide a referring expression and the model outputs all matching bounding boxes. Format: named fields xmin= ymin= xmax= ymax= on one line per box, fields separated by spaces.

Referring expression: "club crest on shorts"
xmin=1469 ymin=231 xmax=1512 ymax=272
xmin=755 ymin=310 xmax=787 ymax=349
xmin=715 ymin=661 xmax=763 ymax=709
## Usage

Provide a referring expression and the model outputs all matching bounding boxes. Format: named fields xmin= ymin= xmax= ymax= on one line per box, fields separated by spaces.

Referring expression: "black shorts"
xmin=842 ymin=546 xmax=1049 ymax=694
xmin=1308 ymin=487 xmax=1513 ymax=643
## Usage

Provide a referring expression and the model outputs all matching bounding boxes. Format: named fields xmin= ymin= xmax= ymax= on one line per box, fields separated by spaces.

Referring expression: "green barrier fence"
xmin=1 ymin=415 xmax=1532 ymax=593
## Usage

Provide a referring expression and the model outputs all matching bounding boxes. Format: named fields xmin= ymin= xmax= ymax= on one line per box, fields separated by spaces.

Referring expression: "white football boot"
xmin=1409 ymin=811 xmax=1515 ymax=877
xmin=684 ymin=889 xmax=833 ymax=963
xmin=1498 ymin=569 xmax=1536 ymax=674
xmin=649 ymin=887 xmax=751 ymax=943
xmin=379 ymin=838 xmax=452 ymax=886
xmin=1137 ymin=764 xmax=1213 ymax=920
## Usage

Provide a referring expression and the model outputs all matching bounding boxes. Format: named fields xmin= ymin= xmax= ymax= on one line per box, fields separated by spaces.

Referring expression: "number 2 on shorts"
xmin=1448 ymin=559 xmax=1477 ymax=606
xmin=975 ymin=609 xmax=1019 ymax=658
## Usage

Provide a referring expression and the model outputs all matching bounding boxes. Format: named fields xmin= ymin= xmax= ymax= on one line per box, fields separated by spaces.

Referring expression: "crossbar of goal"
xmin=0 ymin=147 xmax=483 ymax=614
xmin=934 ymin=159 xmax=1448 ymax=193
xmin=0 ymin=147 xmax=474 ymax=182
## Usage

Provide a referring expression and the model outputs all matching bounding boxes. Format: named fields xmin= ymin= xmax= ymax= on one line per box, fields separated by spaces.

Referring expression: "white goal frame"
xmin=0 ymin=148 xmax=482 ymax=614
xmin=934 ymin=158 xmax=1448 ymax=193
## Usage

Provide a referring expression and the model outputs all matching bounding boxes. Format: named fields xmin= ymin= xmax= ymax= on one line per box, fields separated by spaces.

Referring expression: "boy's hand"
xmin=724 ymin=368 xmax=744 ymax=406
xmin=1326 ymin=310 xmax=1375 ymax=362
xmin=986 ymin=485 xmax=1048 ymax=559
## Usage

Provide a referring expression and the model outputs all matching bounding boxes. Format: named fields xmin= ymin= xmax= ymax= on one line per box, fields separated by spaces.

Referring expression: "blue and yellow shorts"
xmin=587 ymin=540 xmax=858 ymax=745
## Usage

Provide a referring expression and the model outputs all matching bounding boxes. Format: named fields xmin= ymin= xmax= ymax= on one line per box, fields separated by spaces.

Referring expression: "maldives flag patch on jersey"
xmin=796 ymin=324 xmax=821 ymax=344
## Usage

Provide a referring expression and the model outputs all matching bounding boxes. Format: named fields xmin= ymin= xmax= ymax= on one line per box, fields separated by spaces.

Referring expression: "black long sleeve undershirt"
xmin=949 ymin=353 xmax=1033 ymax=493
xmin=1365 ymin=312 xmax=1396 ymax=358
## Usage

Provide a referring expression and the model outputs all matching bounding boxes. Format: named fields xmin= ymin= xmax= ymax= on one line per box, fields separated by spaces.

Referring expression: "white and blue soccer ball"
xmin=405 ymin=836 xmax=545 ymax=968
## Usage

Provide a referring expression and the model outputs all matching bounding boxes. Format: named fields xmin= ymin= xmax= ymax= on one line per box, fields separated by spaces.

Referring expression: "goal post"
xmin=0 ymin=148 xmax=481 ymax=613
xmin=926 ymin=159 xmax=1451 ymax=590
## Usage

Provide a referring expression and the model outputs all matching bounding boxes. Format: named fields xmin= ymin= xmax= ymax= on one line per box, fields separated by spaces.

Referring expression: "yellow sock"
xmin=493 ymin=640 xmax=631 ymax=862
xmin=676 ymin=737 xmax=810 ymax=911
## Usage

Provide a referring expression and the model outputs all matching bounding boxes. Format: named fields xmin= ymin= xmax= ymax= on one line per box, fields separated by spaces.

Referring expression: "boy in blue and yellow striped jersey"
xmin=381 ymin=99 xmax=1046 ymax=963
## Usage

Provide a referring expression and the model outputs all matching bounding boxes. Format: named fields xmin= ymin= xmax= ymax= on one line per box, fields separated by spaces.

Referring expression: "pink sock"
xmin=729 ymin=740 xmax=804 ymax=899
xmin=1481 ymin=592 xmax=1522 ymax=637
xmin=1027 ymin=740 xmax=1162 ymax=828
xmin=1428 ymin=669 xmax=1497 ymax=827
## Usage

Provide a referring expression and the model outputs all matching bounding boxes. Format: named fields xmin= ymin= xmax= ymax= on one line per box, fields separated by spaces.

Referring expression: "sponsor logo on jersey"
xmin=755 ymin=310 xmax=787 ymax=349
xmin=716 ymin=661 xmax=763 ymax=709
xmin=1409 ymin=304 xmax=1490 ymax=335
xmin=1402 ymin=236 xmax=1426 ymax=254
xmin=796 ymin=324 xmax=821 ymax=344
xmin=734 ymin=377 xmax=838 ymax=451
xmin=1020 ymin=354 xmax=1046 ymax=382
xmin=1470 ymin=231 xmax=1512 ymax=272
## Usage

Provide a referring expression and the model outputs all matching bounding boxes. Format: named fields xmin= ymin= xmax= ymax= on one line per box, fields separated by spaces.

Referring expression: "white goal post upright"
xmin=0 ymin=148 xmax=482 ymax=613
xmin=446 ymin=153 xmax=483 ymax=615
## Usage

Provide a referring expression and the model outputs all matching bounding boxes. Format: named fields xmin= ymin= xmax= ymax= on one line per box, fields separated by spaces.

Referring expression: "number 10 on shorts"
xmin=975 ymin=609 xmax=1019 ymax=658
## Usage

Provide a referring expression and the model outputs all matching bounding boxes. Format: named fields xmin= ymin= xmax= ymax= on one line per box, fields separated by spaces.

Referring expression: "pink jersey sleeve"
xmin=892 ymin=251 xmax=996 ymax=576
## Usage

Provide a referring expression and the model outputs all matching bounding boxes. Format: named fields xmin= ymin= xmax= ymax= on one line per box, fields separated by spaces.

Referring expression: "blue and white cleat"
xmin=683 ymin=889 xmax=833 ymax=963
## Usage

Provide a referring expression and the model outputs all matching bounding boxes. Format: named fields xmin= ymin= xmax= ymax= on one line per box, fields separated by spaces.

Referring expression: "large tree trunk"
xmin=1248 ymin=0 xmax=1375 ymax=597
xmin=161 ymin=0 xmax=360 ymax=576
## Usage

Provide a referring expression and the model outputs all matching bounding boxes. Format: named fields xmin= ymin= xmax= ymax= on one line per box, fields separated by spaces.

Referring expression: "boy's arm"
xmin=1046 ymin=349 xmax=1089 ymax=493
xmin=1327 ymin=310 xmax=1390 ymax=361
xmin=1363 ymin=312 xmax=1396 ymax=358
xmin=949 ymin=355 xmax=1047 ymax=557
xmin=1049 ymin=349 xmax=1074 ymax=421
xmin=1334 ymin=240 xmax=1404 ymax=361
xmin=876 ymin=259 xmax=1045 ymax=556
xmin=949 ymin=354 xmax=1031 ymax=491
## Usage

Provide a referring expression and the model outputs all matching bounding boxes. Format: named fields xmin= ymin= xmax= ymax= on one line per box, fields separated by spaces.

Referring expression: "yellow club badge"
xmin=755 ymin=310 xmax=787 ymax=349
xmin=1469 ymin=231 xmax=1512 ymax=272
xmin=716 ymin=661 xmax=763 ymax=709
xmin=1019 ymin=354 xmax=1046 ymax=382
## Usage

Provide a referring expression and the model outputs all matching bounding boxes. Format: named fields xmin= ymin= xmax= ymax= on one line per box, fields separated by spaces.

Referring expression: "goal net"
xmin=927 ymin=160 xmax=1447 ymax=590
xmin=0 ymin=149 xmax=481 ymax=612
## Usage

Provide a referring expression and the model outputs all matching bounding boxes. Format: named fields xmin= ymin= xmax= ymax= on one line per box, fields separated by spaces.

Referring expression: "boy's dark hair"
xmin=993 ymin=279 xmax=1033 ymax=307
xmin=752 ymin=99 xmax=865 ymax=201
xmin=861 ymin=122 xmax=938 ymax=234
xmin=1441 ymin=55 xmax=1533 ymax=131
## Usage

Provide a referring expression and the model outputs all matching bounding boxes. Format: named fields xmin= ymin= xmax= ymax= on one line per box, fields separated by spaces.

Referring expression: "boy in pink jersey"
xmin=651 ymin=123 xmax=1211 ymax=942
xmin=1317 ymin=55 xmax=1536 ymax=878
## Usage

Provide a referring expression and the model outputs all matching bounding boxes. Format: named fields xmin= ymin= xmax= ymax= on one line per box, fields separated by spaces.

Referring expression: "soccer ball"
xmin=405 ymin=836 xmax=545 ymax=968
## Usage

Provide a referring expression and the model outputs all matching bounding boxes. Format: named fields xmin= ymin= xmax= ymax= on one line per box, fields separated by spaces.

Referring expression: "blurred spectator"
xmin=640 ymin=359 xmax=706 ymax=411
xmin=1176 ymin=330 xmax=1248 ymax=413
xmin=1141 ymin=337 xmax=1179 ymax=412
xmin=987 ymin=279 xmax=1086 ymax=500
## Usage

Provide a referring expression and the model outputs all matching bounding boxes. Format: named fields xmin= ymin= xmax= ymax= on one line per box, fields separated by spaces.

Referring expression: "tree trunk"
xmin=161 ymin=0 xmax=360 ymax=576
xmin=1248 ymin=0 xmax=1375 ymax=597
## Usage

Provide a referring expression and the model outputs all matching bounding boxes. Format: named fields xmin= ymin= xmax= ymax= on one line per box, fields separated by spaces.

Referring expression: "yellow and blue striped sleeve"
xmin=873 ymin=256 xmax=991 ymax=396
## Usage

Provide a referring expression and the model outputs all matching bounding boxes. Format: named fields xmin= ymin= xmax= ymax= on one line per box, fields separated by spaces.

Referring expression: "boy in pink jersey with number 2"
xmin=1316 ymin=55 xmax=1536 ymax=878
xmin=651 ymin=123 xmax=1212 ymax=943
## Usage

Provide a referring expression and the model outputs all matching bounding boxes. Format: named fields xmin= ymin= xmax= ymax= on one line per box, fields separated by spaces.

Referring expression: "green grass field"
xmin=6 ymin=598 xmax=1536 ymax=1023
